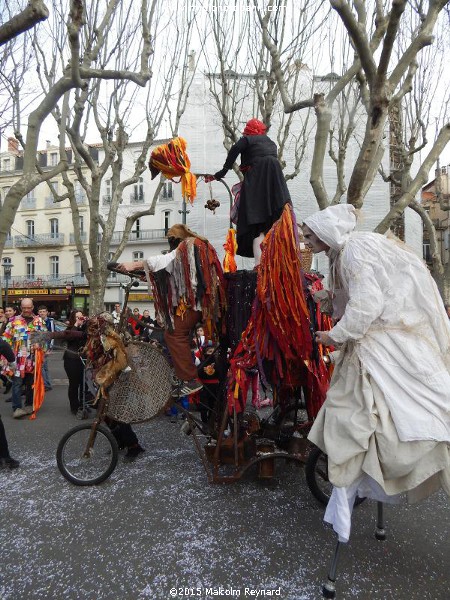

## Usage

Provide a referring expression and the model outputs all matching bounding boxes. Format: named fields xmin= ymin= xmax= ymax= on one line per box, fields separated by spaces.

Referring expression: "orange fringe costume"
xmin=149 ymin=137 xmax=197 ymax=204
xmin=223 ymin=228 xmax=237 ymax=273
xmin=227 ymin=204 xmax=332 ymax=419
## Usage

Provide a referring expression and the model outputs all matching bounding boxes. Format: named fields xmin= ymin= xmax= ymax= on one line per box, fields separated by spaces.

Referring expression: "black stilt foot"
xmin=322 ymin=539 xmax=342 ymax=598
xmin=375 ymin=501 xmax=387 ymax=541
xmin=322 ymin=581 xmax=336 ymax=598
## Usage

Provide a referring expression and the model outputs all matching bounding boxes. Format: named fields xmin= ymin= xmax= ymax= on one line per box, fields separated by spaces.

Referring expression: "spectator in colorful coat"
xmin=2 ymin=298 xmax=48 ymax=418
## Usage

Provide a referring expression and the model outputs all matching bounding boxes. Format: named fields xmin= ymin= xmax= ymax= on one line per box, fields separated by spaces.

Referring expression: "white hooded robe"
xmin=304 ymin=204 xmax=450 ymax=542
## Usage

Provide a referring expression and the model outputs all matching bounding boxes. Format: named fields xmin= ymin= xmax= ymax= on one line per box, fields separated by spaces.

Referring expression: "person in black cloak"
xmin=214 ymin=118 xmax=291 ymax=264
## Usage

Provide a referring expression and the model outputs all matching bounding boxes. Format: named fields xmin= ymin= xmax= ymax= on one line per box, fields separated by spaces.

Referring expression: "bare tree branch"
xmin=0 ymin=0 xmax=49 ymax=46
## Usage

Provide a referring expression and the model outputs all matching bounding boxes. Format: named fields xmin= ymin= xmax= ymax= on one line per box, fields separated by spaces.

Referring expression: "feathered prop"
xmin=149 ymin=137 xmax=197 ymax=204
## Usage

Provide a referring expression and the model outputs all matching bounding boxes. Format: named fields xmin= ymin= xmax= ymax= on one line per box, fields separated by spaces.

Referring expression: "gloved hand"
xmin=214 ymin=168 xmax=228 ymax=181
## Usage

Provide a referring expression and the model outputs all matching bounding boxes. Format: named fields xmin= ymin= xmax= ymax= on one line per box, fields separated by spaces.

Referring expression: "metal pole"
xmin=5 ymin=275 xmax=9 ymax=307
xmin=178 ymin=198 xmax=190 ymax=225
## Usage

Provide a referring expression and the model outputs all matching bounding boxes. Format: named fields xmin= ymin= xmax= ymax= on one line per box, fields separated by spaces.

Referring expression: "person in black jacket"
xmin=0 ymin=339 xmax=20 ymax=469
xmin=63 ymin=310 xmax=89 ymax=416
xmin=214 ymin=118 xmax=291 ymax=262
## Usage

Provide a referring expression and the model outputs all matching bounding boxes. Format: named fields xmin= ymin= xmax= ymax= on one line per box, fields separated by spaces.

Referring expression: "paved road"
xmin=0 ymin=351 xmax=449 ymax=600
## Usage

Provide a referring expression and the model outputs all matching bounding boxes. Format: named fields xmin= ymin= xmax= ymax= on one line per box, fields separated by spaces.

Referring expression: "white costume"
xmin=305 ymin=204 xmax=450 ymax=542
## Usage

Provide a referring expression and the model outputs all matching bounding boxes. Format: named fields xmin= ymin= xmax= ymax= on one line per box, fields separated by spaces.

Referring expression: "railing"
xmin=109 ymin=228 xmax=167 ymax=244
xmin=130 ymin=194 xmax=145 ymax=204
xmin=45 ymin=196 xmax=56 ymax=207
xmin=14 ymin=233 xmax=65 ymax=247
xmin=69 ymin=232 xmax=88 ymax=244
xmin=102 ymin=195 xmax=111 ymax=205
xmin=4 ymin=237 xmax=13 ymax=248
xmin=1 ymin=272 xmax=135 ymax=288
xmin=75 ymin=194 xmax=86 ymax=205
xmin=20 ymin=197 xmax=36 ymax=210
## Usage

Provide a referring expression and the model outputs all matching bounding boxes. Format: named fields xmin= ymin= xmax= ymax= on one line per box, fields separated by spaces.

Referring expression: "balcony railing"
xmin=1 ymin=272 xmax=137 ymax=288
xmin=4 ymin=237 xmax=13 ymax=248
xmin=102 ymin=195 xmax=111 ymax=205
xmin=45 ymin=196 xmax=56 ymax=207
xmin=75 ymin=193 xmax=86 ymax=205
xmin=109 ymin=228 xmax=167 ymax=244
xmin=14 ymin=233 xmax=65 ymax=247
xmin=130 ymin=193 xmax=145 ymax=204
xmin=20 ymin=197 xmax=36 ymax=210
xmin=69 ymin=232 xmax=88 ymax=244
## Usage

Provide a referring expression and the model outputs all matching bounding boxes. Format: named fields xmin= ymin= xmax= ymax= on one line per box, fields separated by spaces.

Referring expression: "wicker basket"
xmin=107 ymin=342 xmax=173 ymax=424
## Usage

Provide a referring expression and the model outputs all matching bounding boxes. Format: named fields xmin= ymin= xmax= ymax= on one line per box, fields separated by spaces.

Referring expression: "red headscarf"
xmin=243 ymin=118 xmax=267 ymax=136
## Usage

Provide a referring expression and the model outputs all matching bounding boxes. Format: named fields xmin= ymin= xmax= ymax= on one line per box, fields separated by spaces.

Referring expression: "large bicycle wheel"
xmin=305 ymin=446 xmax=365 ymax=506
xmin=56 ymin=423 xmax=119 ymax=486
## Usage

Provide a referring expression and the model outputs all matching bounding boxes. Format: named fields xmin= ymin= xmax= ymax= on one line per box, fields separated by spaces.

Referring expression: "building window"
xmin=103 ymin=179 xmax=112 ymax=205
xmin=163 ymin=210 xmax=171 ymax=234
xmin=133 ymin=251 xmax=144 ymax=261
xmin=50 ymin=218 xmax=59 ymax=238
xmin=26 ymin=219 xmax=35 ymax=237
xmin=50 ymin=256 xmax=59 ymax=278
xmin=132 ymin=218 xmax=141 ymax=239
xmin=26 ymin=256 xmax=35 ymax=278
xmin=50 ymin=180 xmax=58 ymax=194
xmin=131 ymin=178 xmax=144 ymax=202
xmin=108 ymin=252 xmax=116 ymax=278
xmin=3 ymin=158 xmax=10 ymax=171
xmin=74 ymin=255 xmax=84 ymax=277
xmin=50 ymin=152 xmax=58 ymax=166
xmin=79 ymin=215 xmax=84 ymax=233
xmin=423 ymin=243 xmax=431 ymax=262
xmin=161 ymin=181 xmax=173 ymax=200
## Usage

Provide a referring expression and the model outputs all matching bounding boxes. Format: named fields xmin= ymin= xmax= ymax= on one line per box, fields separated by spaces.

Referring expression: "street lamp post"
xmin=65 ymin=280 xmax=75 ymax=314
xmin=1 ymin=259 xmax=13 ymax=307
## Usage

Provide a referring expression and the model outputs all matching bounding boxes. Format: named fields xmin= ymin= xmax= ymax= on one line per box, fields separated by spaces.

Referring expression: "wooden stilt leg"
xmin=322 ymin=538 xmax=342 ymax=598
xmin=375 ymin=501 xmax=386 ymax=541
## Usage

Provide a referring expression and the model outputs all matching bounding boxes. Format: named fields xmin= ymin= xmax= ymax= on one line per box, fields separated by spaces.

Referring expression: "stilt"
xmin=322 ymin=539 xmax=343 ymax=598
xmin=375 ymin=501 xmax=386 ymax=541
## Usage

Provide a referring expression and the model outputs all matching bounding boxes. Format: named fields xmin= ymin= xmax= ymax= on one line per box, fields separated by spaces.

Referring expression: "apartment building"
xmin=0 ymin=137 xmax=179 ymax=316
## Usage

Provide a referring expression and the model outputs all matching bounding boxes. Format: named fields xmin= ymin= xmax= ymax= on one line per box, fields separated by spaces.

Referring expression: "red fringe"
xmin=227 ymin=205 xmax=332 ymax=418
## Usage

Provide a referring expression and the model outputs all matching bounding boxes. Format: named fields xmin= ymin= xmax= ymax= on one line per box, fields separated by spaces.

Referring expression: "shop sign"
xmin=75 ymin=288 xmax=90 ymax=295
xmin=8 ymin=288 xmax=50 ymax=295
xmin=128 ymin=293 xmax=154 ymax=301
xmin=73 ymin=297 xmax=86 ymax=309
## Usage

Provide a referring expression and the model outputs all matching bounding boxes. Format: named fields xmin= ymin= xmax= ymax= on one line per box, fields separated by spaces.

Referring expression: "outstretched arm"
xmin=215 ymin=137 xmax=248 ymax=179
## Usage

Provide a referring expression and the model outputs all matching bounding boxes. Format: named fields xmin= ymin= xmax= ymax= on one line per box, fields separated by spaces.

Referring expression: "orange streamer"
xmin=223 ymin=228 xmax=237 ymax=273
xmin=29 ymin=347 xmax=45 ymax=420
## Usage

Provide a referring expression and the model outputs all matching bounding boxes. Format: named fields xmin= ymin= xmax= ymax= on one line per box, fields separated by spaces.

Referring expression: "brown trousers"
xmin=164 ymin=309 xmax=201 ymax=381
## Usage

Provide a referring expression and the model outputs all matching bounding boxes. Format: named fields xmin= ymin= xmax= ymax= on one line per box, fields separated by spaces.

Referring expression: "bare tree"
xmin=0 ymin=0 xmax=155 ymax=278
xmin=258 ymin=0 xmax=449 ymax=213
xmin=202 ymin=2 xmax=322 ymax=185
xmin=26 ymin=0 xmax=200 ymax=313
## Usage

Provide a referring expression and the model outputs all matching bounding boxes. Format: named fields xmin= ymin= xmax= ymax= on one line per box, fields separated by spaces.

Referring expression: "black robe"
xmin=223 ymin=135 xmax=291 ymax=257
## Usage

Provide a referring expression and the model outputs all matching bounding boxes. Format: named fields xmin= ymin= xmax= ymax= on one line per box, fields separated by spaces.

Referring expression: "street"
xmin=0 ymin=351 xmax=449 ymax=600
